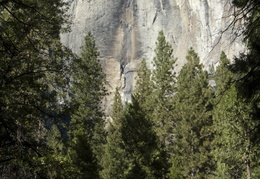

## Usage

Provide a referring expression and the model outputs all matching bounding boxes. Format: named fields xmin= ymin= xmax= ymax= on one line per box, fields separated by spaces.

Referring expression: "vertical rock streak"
xmin=61 ymin=0 xmax=244 ymax=103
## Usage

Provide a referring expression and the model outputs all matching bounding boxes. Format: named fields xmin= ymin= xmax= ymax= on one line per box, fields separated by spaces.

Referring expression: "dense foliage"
xmin=0 ymin=0 xmax=259 ymax=178
xmin=171 ymin=48 xmax=214 ymax=178
xmin=213 ymin=52 xmax=260 ymax=178
xmin=0 ymin=0 xmax=71 ymax=178
xmin=151 ymin=31 xmax=177 ymax=146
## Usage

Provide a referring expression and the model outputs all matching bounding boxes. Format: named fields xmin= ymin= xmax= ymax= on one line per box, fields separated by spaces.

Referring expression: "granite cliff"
xmin=61 ymin=0 xmax=244 ymax=112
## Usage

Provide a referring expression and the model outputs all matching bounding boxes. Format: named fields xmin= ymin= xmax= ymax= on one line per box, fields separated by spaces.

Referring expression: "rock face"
xmin=61 ymin=0 xmax=244 ymax=112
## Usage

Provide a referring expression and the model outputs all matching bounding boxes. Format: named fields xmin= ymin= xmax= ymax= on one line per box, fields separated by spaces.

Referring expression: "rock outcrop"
xmin=61 ymin=0 xmax=244 ymax=112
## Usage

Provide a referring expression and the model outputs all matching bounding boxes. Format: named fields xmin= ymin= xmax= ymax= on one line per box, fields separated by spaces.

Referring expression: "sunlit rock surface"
xmin=61 ymin=0 xmax=244 ymax=112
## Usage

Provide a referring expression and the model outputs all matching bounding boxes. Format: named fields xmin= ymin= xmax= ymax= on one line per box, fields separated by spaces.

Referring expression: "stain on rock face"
xmin=61 ymin=0 xmax=244 ymax=107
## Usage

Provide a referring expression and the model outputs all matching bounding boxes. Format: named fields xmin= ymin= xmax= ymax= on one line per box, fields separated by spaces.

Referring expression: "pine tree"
xmin=230 ymin=2 xmax=260 ymax=161
xmin=43 ymin=124 xmax=75 ymax=178
xmin=213 ymin=52 xmax=260 ymax=179
xmin=67 ymin=132 xmax=99 ymax=178
xmin=102 ymin=87 xmax=170 ymax=179
xmin=151 ymin=30 xmax=177 ymax=145
xmin=121 ymin=96 xmax=170 ymax=179
xmin=231 ymin=0 xmax=260 ymax=101
xmin=101 ymin=88 xmax=127 ymax=179
xmin=134 ymin=59 xmax=153 ymax=114
xmin=0 ymin=0 xmax=72 ymax=177
xmin=110 ymin=88 xmax=124 ymax=122
xmin=171 ymin=48 xmax=214 ymax=178
xmin=69 ymin=32 xmax=107 ymax=178
xmin=230 ymin=1 xmax=260 ymax=177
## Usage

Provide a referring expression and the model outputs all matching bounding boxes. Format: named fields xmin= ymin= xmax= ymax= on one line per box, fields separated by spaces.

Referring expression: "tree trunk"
xmin=246 ymin=159 xmax=251 ymax=179
xmin=245 ymin=136 xmax=251 ymax=179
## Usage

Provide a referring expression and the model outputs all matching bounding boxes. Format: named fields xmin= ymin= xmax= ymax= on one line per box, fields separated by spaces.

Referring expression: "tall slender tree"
xmin=121 ymin=96 xmax=170 ymax=179
xmin=134 ymin=59 xmax=153 ymax=114
xmin=101 ymin=88 xmax=127 ymax=179
xmin=102 ymin=86 xmax=170 ymax=178
xmin=68 ymin=32 xmax=107 ymax=178
xmin=213 ymin=52 xmax=260 ymax=179
xmin=171 ymin=48 xmax=214 ymax=178
xmin=230 ymin=0 xmax=260 ymax=150
xmin=151 ymin=31 xmax=177 ymax=145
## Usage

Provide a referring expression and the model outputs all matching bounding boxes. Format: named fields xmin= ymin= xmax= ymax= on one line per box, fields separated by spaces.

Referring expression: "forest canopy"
xmin=0 ymin=0 xmax=259 ymax=178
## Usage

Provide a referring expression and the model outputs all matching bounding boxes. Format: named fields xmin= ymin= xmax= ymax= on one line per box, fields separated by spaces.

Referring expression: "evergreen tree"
xmin=231 ymin=0 xmax=260 ymax=101
xmin=101 ymin=88 xmax=127 ymax=179
xmin=213 ymin=52 xmax=260 ymax=179
xmin=0 ymin=0 xmax=72 ymax=177
xmin=151 ymin=30 xmax=177 ymax=145
xmin=110 ymin=88 xmax=124 ymax=122
xmin=171 ymin=48 xmax=214 ymax=178
xmin=102 ymin=87 xmax=170 ymax=179
xmin=134 ymin=59 xmax=153 ymax=114
xmin=67 ymin=131 xmax=99 ymax=178
xmin=121 ymin=96 xmax=170 ymax=179
xmin=43 ymin=124 xmax=74 ymax=178
xmin=231 ymin=0 xmax=260 ymax=151
xmin=69 ymin=32 xmax=107 ymax=178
